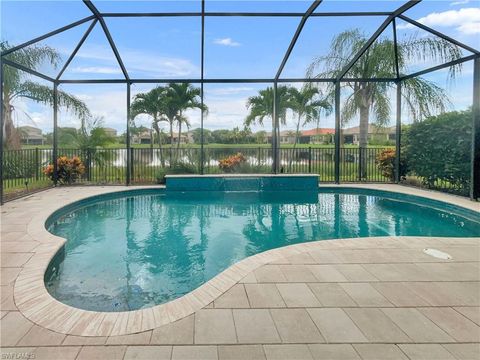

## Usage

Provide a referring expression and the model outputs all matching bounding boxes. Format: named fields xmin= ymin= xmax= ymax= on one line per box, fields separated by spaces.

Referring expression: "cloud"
xmin=213 ymin=38 xmax=241 ymax=47
xmin=450 ymin=0 xmax=470 ymax=5
xmin=70 ymin=66 xmax=123 ymax=74
xmin=398 ymin=8 xmax=480 ymax=35
xmin=207 ymin=87 xmax=255 ymax=96
xmin=64 ymin=44 xmax=199 ymax=78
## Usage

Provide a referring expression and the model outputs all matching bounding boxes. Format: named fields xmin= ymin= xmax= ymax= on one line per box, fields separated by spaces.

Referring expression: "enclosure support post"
xmin=334 ymin=82 xmax=341 ymax=184
xmin=395 ymin=82 xmax=402 ymax=184
xmin=53 ymin=82 xmax=58 ymax=186
xmin=200 ymin=0 xmax=205 ymax=175
xmin=471 ymin=57 xmax=480 ymax=200
xmin=0 ymin=59 xmax=4 ymax=205
xmin=126 ymin=82 xmax=131 ymax=186
xmin=273 ymin=82 xmax=279 ymax=174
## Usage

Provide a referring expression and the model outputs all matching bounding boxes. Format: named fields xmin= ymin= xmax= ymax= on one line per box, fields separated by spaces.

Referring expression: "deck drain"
xmin=423 ymin=248 xmax=452 ymax=260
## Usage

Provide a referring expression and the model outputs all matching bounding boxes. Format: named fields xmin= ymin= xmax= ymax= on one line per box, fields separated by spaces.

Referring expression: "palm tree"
xmin=73 ymin=116 xmax=116 ymax=181
xmin=307 ymin=29 xmax=462 ymax=179
xmin=288 ymin=85 xmax=332 ymax=169
xmin=1 ymin=41 xmax=90 ymax=149
xmin=165 ymin=83 xmax=206 ymax=164
xmin=245 ymin=85 xmax=291 ymax=144
xmin=131 ymin=87 xmax=168 ymax=166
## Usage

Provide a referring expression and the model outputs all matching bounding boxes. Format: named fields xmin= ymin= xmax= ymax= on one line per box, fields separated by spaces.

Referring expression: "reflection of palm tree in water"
xmin=131 ymin=196 xmax=210 ymax=301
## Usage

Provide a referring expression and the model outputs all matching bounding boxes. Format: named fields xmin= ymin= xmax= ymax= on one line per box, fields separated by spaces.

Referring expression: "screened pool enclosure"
xmin=1 ymin=0 xmax=479 ymax=203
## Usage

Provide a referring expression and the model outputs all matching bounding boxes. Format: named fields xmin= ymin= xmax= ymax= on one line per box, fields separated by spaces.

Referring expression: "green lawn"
xmin=22 ymin=143 xmax=394 ymax=150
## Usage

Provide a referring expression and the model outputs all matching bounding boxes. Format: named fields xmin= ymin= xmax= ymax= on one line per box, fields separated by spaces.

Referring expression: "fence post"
xmin=395 ymin=82 xmax=402 ymax=184
xmin=0 ymin=59 xmax=3 ymax=204
xmin=334 ymin=82 xmax=341 ymax=184
xmin=130 ymin=147 xmax=134 ymax=182
xmin=35 ymin=148 xmax=39 ymax=181
xmin=87 ymin=149 xmax=92 ymax=182
xmin=53 ymin=83 xmax=58 ymax=186
xmin=470 ymin=57 xmax=479 ymax=200
xmin=358 ymin=148 xmax=363 ymax=182
xmin=126 ymin=83 xmax=131 ymax=186
xmin=308 ymin=146 xmax=312 ymax=173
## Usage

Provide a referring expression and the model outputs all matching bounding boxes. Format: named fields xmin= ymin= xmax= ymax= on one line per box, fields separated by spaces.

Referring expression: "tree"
xmin=190 ymin=128 xmax=212 ymax=144
xmin=244 ymin=85 xmax=291 ymax=140
xmin=404 ymin=109 xmax=471 ymax=195
xmin=255 ymin=130 xmax=267 ymax=144
xmin=307 ymin=29 xmax=462 ymax=179
xmin=288 ymin=85 xmax=332 ymax=168
xmin=72 ymin=117 xmax=116 ymax=181
xmin=165 ymin=83 xmax=207 ymax=162
xmin=1 ymin=41 xmax=90 ymax=149
xmin=131 ymin=87 xmax=168 ymax=166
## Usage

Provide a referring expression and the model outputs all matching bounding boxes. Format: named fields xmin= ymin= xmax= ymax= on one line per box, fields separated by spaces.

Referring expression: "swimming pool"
xmin=44 ymin=188 xmax=479 ymax=312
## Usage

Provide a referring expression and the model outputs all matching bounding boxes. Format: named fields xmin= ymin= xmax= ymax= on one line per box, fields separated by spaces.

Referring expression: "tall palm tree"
xmin=307 ymin=29 xmax=462 ymax=179
xmin=288 ymin=85 xmax=332 ymax=168
xmin=131 ymin=87 xmax=168 ymax=166
xmin=1 ymin=41 xmax=90 ymax=149
xmin=244 ymin=85 xmax=291 ymax=144
xmin=166 ymin=83 xmax=206 ymax=163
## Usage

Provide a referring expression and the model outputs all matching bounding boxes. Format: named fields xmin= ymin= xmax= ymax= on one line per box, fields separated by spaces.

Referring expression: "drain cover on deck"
xmin=423 ymin=248 xmax=452 ymax=260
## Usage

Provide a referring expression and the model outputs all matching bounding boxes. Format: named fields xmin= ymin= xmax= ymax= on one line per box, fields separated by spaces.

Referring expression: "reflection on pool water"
xmin=45 ymin=189 xmax=479 ymax=311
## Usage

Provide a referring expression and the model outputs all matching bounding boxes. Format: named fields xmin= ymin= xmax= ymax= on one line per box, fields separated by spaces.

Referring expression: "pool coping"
xmin=12 ymin=184 xmax=480 ymax=337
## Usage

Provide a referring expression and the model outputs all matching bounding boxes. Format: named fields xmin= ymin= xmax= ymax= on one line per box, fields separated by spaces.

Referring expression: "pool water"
xmin=45 ymin=189 xmax=479 ymax=311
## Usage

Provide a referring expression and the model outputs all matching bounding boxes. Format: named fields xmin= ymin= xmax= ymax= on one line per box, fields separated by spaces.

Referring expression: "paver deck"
xmin=1 ymin=185 xmax=479 ymax=359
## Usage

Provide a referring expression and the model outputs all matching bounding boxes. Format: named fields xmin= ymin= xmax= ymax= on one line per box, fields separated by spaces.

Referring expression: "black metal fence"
xmin=2 ymin=146 xmax=396 ymax=202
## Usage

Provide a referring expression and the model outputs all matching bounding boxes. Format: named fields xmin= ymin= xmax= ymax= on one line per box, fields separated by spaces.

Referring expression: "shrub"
xmin=44 ymin=156 xmax=85 ymax=184
xmin=403 ymin=109 xmax=471 ymax=194
xmin=218 ymin=153 xmax=247 ymax=173
xmin=2 ymin=152 xmax=38 ymax=179
xmin=155 ymin=162 xmax=198 ymax=184
xmin=376 ymin=148 xmax=407 ymax=182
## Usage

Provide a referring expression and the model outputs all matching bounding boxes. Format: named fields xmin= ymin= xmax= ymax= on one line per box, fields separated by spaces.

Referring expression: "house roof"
xmin=301 ymin=128 xmax=335 ymax=136
xmin=17 ymin=125 xmax=41 ymax=132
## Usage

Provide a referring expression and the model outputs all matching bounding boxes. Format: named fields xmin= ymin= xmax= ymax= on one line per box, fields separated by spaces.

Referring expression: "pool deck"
xmin=1 ymin=184 xmax=479 ymax=360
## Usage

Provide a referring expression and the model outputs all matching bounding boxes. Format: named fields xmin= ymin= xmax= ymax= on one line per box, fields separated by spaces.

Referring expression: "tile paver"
xmin=172 ymin=345 xmax=218 ymax=360
xmin=279 ymin=265 xmax=317 ymax=282
xmin=218 ymin=345 xmax=266 ymax=360
xmin=308 ymin=283 xmax=357 ymax=307
xmin=353 ymin=344 xmax=408 ymax=360
xmin=254 ymin=265 xmax=287 ymax=283
xmin=344 ymin=308 xmax=411 ymax=343
xmin=270 ymin=309 xmax=324 ymax=344
xmin=233 ymin=309 xmax=281 ymax=344
xmin=307 ymin=308 xmax=367 ymax=343
xmin=76 ymin=345 xmax=127 ymax=360
xmin=244 ymin=284 xmax=286 ymax=308
xmin=442 ymin=343 xmax=480 ymax=360
xmin=214 ymin=284 xmax=250 ymax=308
xmin=381 ymin=308 xmax=455 ymax=343
xmin=308 ymin=344 xmax=360 ymax=359
xmin=151 ymin=315 xmax=194 ymax=344
xmin=33 ymin=346 xmax=81 ymax=360
xmin=123 ymin=345 xmax=172 ymax=360
xmin=0 ymin=311 xmax=34 ymax=346
xmin=195 ymin=309 xmax=237 ymax=344
xmin=276 ymin=283 xmax=321 ymax=307
xmin=419 ymin=307 xmax=480 ymax=342
xmin=340 ymin=283 xmax=393 ymax=307
xmin=16 ymin=324 xmax=66 ymax=346
xmin=453 ymin=306 xmax=480 ymax=326
xmin=398 ymin=344 xmax=456 ymax=360
xmin=263 ymin=344 xmax=313 ymax=360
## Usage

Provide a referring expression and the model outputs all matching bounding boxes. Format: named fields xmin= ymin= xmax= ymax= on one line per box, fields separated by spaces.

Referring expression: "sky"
xmin=1 ymin=0 xmax=479 ymax=134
